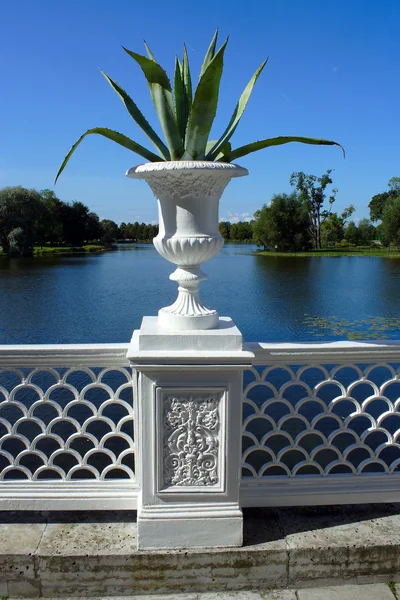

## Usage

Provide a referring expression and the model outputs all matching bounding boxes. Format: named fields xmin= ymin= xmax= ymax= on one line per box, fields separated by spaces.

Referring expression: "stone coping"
xmin=6 ymin=585 xmax=400 ymax=600
xmin=1 ymin=504 xmax=400 ymax=597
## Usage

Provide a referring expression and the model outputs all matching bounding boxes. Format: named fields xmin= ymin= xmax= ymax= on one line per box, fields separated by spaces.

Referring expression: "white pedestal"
xmin=127 ymin=317 xmax=254 ymax=550
xmin=131 ymin=316 xmax=243 ymax=352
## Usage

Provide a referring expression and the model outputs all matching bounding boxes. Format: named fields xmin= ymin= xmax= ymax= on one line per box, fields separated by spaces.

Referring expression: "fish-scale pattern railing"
xmin=0 ymin=366 xmax=135 ymax=481
xmin=242 ymin=362 xmax=400 ymax=478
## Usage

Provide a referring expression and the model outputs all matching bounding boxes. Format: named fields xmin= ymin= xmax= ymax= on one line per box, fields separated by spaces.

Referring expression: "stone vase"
xmin=126 ymin=161 xmax=248 ymax=331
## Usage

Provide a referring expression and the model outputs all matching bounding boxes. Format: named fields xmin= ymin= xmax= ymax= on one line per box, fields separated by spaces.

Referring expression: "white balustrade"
xmin=1 ymin=339 xmax=400 ymax=531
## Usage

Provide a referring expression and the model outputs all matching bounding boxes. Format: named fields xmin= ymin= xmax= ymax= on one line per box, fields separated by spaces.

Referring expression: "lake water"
xmin=1 ymin=244 xmax=400 ymax=344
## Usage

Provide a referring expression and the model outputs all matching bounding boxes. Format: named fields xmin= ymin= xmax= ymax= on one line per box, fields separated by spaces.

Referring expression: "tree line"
xmin=0 ymin=187 xmax=158 ymax=256
xmin=221 ymin=172 xmax=400 ymax=251
xmin=218 ymin=221 xmax=254 ymax=242
xmin=252 ymin=172 xmax=400 ymax=251
xmin=2 ymin=173 xmax=400 ymax=257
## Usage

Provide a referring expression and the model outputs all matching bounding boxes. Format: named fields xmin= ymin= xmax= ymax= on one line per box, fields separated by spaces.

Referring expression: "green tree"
xmin=230 ymin=223 xmax=239 ymax=240
xmin=368 ymin=177 xmax=400 ymax=222
xmin=321 ymin=213 xmax=344 ymax=245
xmin=290 ymin=170 xmax=337 ymax=249
xmin=375 ymin=222 xmax=387 ymax=245
xmin=388 ymin=177 xmax=400 ymax=194
xmin=136 ymin=223 xmax=146 ymax=240
xmin=321 ymin=205 xmax=355 ymax=246
xmin=382 ymin=197 xmax=400 ymax=247
xmin=147 ymin=224 xmax=159 ymax=240
xmin=86 ymin=212 xmax=102 ymax=242
xmin=100 ymin=219 xmax=119 ymax=246
xmin=230 ymin=221 xmax=253 ymax=242
xmin=0 ymin=186 xmax=44 ymax=255
xmin=357 ymin=218 xmax=376 ymax=245
xmin=369 ymin=191 xmax=392 ymax=223
xmin=7 ymin=227 xmax=32 ymax=257
xmin=240 ymin=221 xmax=253 ymax=241
xmin=60 ymin=201 xmax=101 ymax=245
xmin=142 ymin=224 xmax=150 ymax=241
xmin=253 ymin=192 xmax=312 ymax=251
xmin=344 ymin=221 xmax=359 ymax=245
xmin=130 ymin=221 xmax=140 ymax=240
xmin=119 ymin=222 xmax=129 ymax=240
xmin=36 ymin=189 xmax=66 ymax=246
xmin=219 ymin=221 xmax=231 ymax=241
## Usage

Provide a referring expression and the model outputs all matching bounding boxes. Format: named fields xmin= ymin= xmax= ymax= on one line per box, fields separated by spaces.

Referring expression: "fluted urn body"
xmin=127 ymin=161 xmax=248 ymax=330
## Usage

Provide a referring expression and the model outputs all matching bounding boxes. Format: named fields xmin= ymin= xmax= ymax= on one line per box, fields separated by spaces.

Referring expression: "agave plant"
xmin=55 ymin=31 xmax=343 ymax=182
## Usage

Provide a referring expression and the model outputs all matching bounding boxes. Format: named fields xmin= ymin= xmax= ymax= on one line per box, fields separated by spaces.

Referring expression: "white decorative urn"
xmin=127 ymin=161 xmax=248 ymax=331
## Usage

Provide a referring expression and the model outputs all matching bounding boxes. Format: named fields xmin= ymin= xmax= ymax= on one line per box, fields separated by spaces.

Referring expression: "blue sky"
xmin=0 ymin=0 xmax=398 ymax=225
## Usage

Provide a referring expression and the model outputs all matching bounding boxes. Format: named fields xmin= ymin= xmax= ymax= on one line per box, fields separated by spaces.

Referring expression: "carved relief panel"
xmin=156 ymin=387 xmax=226 ymax=494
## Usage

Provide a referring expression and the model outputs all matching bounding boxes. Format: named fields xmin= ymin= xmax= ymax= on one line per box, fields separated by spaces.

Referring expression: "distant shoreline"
xmin=0 ymin=244 xmax=108 ymax=258
xmin=254 ymin=249 xmax=400 ymax=258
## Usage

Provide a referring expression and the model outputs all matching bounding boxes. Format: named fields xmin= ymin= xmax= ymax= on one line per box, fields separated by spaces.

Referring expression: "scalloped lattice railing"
xmin=0 ymin=344 xmax=138 ymax=509
xmin=242 ymin=361 xmax=400 ymax=478
xmin=0 ymin=366 xmax=135 ymax=481
xmin=240 ymin=342 xmax=400 ymax=506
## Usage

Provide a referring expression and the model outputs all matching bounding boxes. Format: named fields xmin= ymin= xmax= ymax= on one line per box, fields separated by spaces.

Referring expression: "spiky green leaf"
xmin=218 ymin=136 xmax=345 ymax=162
xmin=182 ymin=38 xmax=229 ymax=160
xmin=123 ymin=47 xmax=183 ymax=159
xmin=55 ymin=128 xmax=162 ymax=184
xmin=206 ymin=140 xmax=218 ymax=154
xmin=123 ymin=48 xmax=171 ymax=88
xmin=206 ymin=59 xmax=268 ymax=161
xmin=101 ymin=70 xmax=170 ymax=160
xmin=215 ymin=141 xmax=231 ymax=161
xmin=199 ymin=29 xmax=218 ymax=79
xmin=143 ymin=40 xmax=156 ymax=61
xmin=182 ymin=45 xmax=192 ymax=109
xmin=174 ymin=57 xmax=189 ymax=144
xmin=206 ymin=140 xmax=231 ymax=160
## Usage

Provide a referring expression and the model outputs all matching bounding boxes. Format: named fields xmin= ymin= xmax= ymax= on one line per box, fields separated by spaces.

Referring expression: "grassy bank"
xmin=255 ymin=247 xmax=400 ymax=257
xmin=0 ymin=245 xmax=108 ymax=257
xmin=34 ymin=244 xmax=107 ymax=255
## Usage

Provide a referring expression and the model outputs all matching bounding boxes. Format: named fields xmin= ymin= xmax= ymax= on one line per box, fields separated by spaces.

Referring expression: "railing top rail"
xmin=3 ymin=340 xmax=400 ymax=367
xmin=0 ymin=343 xmax=130 ymax=367
xmin=245 ymin=340 xmax=400 ymax=365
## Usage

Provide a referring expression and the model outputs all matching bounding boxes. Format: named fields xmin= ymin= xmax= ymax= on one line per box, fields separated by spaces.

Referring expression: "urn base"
xmin=158 ymin=307 xmax=219 ymax=331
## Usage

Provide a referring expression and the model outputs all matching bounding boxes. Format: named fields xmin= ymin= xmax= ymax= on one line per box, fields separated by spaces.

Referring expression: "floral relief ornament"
xmin=163 ymin=395 xmax=220 ymax=487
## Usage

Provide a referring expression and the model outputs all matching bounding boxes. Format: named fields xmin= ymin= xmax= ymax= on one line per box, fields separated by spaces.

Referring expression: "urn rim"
xmin=126 ymin=160 xmax=248 ymax=179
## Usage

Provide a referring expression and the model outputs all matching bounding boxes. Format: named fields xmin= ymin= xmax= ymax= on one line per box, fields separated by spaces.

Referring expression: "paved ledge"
xmin=1 ymin=505 xmax=400 ymax=597
xmin=4 ymin=586 xmax=400 ymax=599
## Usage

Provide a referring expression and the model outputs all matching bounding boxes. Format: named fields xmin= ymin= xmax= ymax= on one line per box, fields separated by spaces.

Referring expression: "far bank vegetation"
xmin=1 ymin=174 xmax=399 ymax=257
xmin=0 ymin=187 xmax=159 ymax=257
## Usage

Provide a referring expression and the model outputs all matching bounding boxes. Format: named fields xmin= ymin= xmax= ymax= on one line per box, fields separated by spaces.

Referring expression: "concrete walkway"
xmin=1 ymin=504 xmax=400 ymax=596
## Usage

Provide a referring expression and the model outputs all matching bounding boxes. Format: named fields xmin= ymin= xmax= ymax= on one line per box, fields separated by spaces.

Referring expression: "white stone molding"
xmin=127 ymin=161 xmax=248 ymax=331
xmin=128 ymin=317 xmax=252 ymax=549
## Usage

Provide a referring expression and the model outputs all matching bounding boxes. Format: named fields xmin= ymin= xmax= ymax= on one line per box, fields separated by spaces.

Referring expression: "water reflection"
xmin=251 ymin=256 xmax=315 ymax=339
